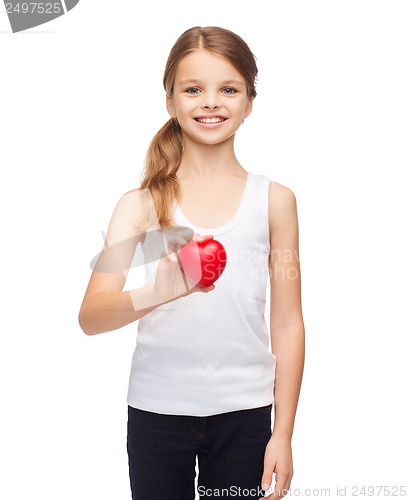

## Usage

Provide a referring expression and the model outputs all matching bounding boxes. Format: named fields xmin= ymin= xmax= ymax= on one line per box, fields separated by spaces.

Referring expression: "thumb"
xmin=163 ymin=247 xmax=178 ymax=263
xmin=261 ymin=474 xmax=273 ymax=496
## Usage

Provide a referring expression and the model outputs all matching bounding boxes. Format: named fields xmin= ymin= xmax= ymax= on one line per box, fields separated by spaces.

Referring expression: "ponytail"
xmin=140 ymin=118 xmax=183 ymax=232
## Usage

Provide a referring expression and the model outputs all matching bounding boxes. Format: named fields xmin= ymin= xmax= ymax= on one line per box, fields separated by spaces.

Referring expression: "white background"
xmin=1 ymin=1 xmax=407 ymax=499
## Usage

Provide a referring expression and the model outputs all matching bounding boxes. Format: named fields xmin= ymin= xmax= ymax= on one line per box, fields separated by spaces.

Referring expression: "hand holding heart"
xmin=154 ymin=233 xmax=220 ymax=304
xmin=178 ymin=235 xmax=227 ymax=287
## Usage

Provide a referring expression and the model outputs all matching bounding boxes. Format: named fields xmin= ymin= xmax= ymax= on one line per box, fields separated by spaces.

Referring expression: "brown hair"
xmin=139 ymin=26 xmax=258 ymax=231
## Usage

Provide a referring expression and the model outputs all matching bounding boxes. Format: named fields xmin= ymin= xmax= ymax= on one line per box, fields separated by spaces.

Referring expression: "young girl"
xmin=79 ymin=26 xmax=305 ymax=500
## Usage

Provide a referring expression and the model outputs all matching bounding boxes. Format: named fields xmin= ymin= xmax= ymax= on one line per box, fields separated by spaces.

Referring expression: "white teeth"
xmin=196 ymin=117 xmax=225 ymax=123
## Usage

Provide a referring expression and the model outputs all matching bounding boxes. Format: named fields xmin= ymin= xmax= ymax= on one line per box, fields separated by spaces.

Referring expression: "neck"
xmin=176 ymin=134 xmax=244 ymax=180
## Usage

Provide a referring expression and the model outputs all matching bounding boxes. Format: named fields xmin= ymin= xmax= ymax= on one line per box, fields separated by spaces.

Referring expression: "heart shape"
xmin=178 ymin=238 xmax=227 ymax=287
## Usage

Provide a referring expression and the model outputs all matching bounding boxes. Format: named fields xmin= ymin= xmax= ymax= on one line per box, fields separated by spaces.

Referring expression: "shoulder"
xmin=113 ymin=188 xmax=143 ymax=213
xmin=113 ymin=187 xmax=157 ymax=230
xmin=268 ymin=181 xmax=298 ymax=231
xmin=268 ymin=181 xmax=297 ymax=209
xmin=117 ymin=187 xmax=153 ymax=208
xmin=121 ymin=187 xmax=143 ymax=200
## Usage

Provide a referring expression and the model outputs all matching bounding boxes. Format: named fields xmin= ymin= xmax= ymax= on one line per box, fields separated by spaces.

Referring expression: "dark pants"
xmin=127 ymin=403 xmax=273 ymax=499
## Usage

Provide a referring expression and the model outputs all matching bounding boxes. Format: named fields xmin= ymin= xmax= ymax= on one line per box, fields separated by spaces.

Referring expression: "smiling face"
xmin=166 ymin=49 xmax=254 ymax=147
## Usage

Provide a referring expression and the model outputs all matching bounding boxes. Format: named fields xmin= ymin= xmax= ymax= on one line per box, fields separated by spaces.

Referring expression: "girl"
xmin=79 ymin=26 xmax=305 ymax=500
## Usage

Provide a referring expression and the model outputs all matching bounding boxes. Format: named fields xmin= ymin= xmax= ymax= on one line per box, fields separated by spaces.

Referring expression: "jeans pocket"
xmin=254 ymin=403 xmax=273 ymax=414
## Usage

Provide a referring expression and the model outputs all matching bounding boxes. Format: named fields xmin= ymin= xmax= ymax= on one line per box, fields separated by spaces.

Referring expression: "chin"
xmin=185 ymin=132 xmax=235 ymax=147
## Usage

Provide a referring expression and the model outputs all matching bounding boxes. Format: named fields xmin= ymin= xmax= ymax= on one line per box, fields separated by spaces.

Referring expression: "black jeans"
xmin=127 ymin=403 xmax=273 ymax=499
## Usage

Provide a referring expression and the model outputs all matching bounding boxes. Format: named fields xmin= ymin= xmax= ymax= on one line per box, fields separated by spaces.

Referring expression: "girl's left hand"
xmin=258 ymin=435 xmax=294 ymax=499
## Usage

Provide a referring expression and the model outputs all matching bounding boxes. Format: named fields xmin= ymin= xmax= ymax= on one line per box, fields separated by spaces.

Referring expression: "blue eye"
xmin=223 ymin=87 xmax=237 ymax=94
xmin=186 ymin=87 xmax=201 ymax=94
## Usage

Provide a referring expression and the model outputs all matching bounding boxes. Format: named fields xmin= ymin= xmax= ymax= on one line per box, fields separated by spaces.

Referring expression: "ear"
xmin=244 ymin=96 xmax=254 ymax=119
xmin=166 ymin=93 xmax=176 ymax=119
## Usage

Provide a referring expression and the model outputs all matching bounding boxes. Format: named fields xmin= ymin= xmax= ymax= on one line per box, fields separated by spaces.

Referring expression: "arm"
xmin=78 ymin=188 xmax=166 ymax=335
xmin=78 ymin=188 xmax=215 ymax=336
xmin=259 ymin=182 xmax=305 ymax=499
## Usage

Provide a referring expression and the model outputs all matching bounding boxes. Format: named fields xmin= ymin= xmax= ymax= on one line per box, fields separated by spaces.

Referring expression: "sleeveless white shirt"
xmin=127 ymin=172 xmax=276 ymax=416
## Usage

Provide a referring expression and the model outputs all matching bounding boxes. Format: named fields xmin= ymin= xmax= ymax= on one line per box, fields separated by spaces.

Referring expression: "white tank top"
xmin=127 ymin=171 xmax=276 ymax=416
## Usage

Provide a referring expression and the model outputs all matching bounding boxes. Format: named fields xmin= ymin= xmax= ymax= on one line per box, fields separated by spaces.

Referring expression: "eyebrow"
xmin=177 ymin=78 xmax=245 ymax=87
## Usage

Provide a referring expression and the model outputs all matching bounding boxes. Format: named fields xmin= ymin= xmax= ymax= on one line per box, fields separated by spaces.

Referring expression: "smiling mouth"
xmin=194 ymin=117 xmax=227 ymax=124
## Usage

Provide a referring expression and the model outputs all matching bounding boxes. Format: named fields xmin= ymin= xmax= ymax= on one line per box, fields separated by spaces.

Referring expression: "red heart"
xmin=178 ymin=238 xmax=227 ymax=287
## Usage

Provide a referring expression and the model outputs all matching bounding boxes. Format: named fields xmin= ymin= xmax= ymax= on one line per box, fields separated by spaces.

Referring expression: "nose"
xmin=202 ymin=91 xmax=220 ymax=110
xmin=203 ymin=103 xmax=220 ymax=110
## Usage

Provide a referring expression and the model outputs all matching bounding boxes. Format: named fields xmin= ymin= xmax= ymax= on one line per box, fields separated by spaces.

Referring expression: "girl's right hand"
xmin=153 ymin=233 xmax=215 ymax=304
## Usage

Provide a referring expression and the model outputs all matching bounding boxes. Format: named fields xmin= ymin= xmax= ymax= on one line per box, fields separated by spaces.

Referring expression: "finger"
xmin=280 ymin=474 xmax=292 ymax=498
xmin=193 ymin=233 xmax=213 ymax=241
xmin=167 ymin=237 xmax=188 ymax=252
xmin=270 ymin=474 xmax=290 ymax=499
xmin=164 ymin=248 xmax=178 ymax=263
xmin=260 ymin=483 xmax=274 ymax=499
xmin=260 ymin=470 xmax=274 ymax=497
